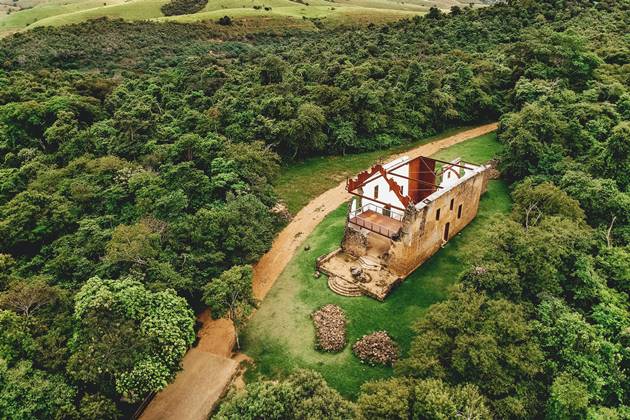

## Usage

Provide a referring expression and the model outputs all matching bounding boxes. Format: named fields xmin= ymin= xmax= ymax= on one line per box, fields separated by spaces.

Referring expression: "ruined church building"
xmin=318 ymin=155 xmax=490 ymax=300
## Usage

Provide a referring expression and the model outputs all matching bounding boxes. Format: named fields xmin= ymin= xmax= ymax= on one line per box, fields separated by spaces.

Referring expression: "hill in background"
xmin=0 ymin=0 xmax=486 ymax=37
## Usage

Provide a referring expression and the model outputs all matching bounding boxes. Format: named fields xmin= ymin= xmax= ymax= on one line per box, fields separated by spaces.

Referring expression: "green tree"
xmin=78 ymin=393 xmax=121 ymax=420
xmin=0 ymin=310 xmax=35 ymax=364
xmin=216 ymin=370 xmax=354 ymax=419
xmin=189 ymin=193 xmax=276 ymax=277
xmin=104 ymin=221 xmax=159 ymax=266
xmin=511 ymin=179 xmax=585 ymax=229
xmin=0 ymin=277 xmax=59 ymax=317
xmin=356 ymin=377 xmax=491 ymax=420
xmin=0 ymin=359 xmax=78 ymax=420
xmin=498 ymin=102 xmax=568 ymax=180
xmin=535 ymin=298 xmax=625 ymax=406
xmin=357 ymin=378 xmax=413 ymax=419
xmin=203 ymin=265 xmax=256 ymax=349
xmin=69 ymin=277 xmax=195 ymax=402
xmin=396 ymin=286 xmax=544 ymax=418
xmin=546 ymin=372 xmax=590 ymax=420
xmin=600 ymin=122 xmax=630 ymax=191
xmin=260 ymin=55 xmax=285 ymax=85
xmin=427 ymin=6 xmax=441 ymax=19
xmin=0 ymin=254 xmax=15 ymax=289
xmin=289 ymin=369 xmax=356 ymax=419
xmin=462 ymin=216 xmax=593 ymax=302
xmin=559 ymin=171 xmax=629 ymax=244
xmin=0 ymin=191 xmax=73 ymax=251
xmin=413 ymin=379 xmax=491 ymax=420
xmin=508 ymin=28 xmax=601 ymax=88
xmin=284 ymin=103 xmax=327 ymax=158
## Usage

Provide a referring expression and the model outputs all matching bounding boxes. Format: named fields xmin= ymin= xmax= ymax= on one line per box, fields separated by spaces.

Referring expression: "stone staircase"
xmin=327 ymin=275 xmax=363 ymax=297
xmin=359 ymin=256 xmax=381 ymax=270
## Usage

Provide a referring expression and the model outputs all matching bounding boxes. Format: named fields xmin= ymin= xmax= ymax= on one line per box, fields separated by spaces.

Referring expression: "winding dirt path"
xmin=140 ymin=123 xmax=497 ymax=420
xmin=252 ymin=122 xmax=498 ymax=300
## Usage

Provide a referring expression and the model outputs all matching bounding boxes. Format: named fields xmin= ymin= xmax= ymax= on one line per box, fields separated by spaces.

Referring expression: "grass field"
xmin=0 ymin=0 xmax=482 ymax=37
xmin=242 ymin=133 xmax=510 ymax=398
xmin=0 ymin=0 xmax=127 ymax=34
xmin=275 ymin=127 xmax=483 ymax=214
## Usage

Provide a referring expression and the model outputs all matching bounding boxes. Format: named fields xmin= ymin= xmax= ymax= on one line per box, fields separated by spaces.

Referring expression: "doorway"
xmin=443 ymin=222 xmax=450 ymax=242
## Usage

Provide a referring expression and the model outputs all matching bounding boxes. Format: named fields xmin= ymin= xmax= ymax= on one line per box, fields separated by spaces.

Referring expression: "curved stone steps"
xmin=327 ymin=275 xmax=363 ymax=297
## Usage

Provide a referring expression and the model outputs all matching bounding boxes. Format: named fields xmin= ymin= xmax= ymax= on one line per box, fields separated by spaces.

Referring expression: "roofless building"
xmin=317 ymin=155 xmax=491 ymax=300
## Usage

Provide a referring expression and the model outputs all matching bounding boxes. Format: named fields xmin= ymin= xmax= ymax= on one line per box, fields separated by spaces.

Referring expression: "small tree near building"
xmin=203 ymin=265 xmax=256 ymax=349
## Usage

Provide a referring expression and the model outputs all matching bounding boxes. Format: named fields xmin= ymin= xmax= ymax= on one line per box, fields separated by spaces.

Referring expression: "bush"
xmin=312 ymin=304 xmax=346 ymax=352
xmin=160 ymin=0 xmax=208 ymax=16
xmin=215 ymin=370 xmax=355 ymax=419
xmin=352 ymin=331 xmax=399 ymax=366
xmin=217 ymin=15 xmax=232 ymax=25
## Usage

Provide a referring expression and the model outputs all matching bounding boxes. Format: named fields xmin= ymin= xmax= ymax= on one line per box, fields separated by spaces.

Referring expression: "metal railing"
xmin=349 ymin=203 xmax=404 ymax=221
xmin=348 ymin=203 xmax=404 ymax=238
xmin=349 ymin=216 xmax=398 ymax=238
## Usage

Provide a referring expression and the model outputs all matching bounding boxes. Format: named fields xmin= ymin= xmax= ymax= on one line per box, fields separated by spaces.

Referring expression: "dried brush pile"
xmin=312 ymin=304 xmax=347 ymax=352
xmin=352 ymin=331 xmax=399 ymax=366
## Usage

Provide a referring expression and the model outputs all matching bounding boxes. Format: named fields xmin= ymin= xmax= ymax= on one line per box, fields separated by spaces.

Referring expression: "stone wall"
xmin=386 ymin=168 xmax=489 ymax=277
xmin=341 ymin=226 xmax=368 ymax=257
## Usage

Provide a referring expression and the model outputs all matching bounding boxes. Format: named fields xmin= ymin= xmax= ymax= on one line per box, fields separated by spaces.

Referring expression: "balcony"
xmin=348 ymin=203 xmax=404 ymax=238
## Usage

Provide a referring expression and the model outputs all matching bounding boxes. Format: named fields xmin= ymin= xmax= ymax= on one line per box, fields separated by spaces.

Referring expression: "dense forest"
xmin=0 ymin=0 xmax=628 ymax=418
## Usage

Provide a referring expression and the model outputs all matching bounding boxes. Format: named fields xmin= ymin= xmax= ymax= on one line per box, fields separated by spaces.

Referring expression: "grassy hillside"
xmin=0 ymin=0 xmax=483 ymax=37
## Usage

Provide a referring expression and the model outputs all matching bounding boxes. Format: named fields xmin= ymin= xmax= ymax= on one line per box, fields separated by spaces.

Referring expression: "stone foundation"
xmin=341 ymin=226 xmax=368 ymax=257
xmin=317 ymin=249 xmax=401 ymax=301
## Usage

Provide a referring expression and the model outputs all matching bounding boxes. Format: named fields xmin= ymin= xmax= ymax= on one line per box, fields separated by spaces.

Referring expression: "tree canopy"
xmin=0 ymin=0 xmax=628 ymax=416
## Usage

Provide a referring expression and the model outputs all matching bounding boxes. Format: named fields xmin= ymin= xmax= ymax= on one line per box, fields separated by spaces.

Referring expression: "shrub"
xmin=215 ymin=369 xmax=355 ymax=418
xmin=352 ymin=331 xmax=399 ymax=366
xmin=160 ymin=0 xmax=208 ymax=16
xmin=311 ymin=304 xmax=346 ymax=352
xmin=218 ymin=15 xmax=232 ymax=25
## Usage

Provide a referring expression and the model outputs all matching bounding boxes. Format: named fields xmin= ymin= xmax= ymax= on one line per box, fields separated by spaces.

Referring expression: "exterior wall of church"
xmin=384 ymin=168 xmax=489 ymax=276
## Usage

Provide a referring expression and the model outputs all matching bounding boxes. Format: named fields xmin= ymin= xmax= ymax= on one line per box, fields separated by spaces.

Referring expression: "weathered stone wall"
xmin=341 ymin=226 xmax=368 ymax=257
xmin=386 ymin=168 xmax=489 ymax=277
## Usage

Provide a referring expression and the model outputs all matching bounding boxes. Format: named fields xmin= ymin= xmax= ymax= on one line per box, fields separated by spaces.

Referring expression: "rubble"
xmin=486 ymin=159 xmax=501 ymax=179
xmin=352 ymin=331 xmax=399 ymax=366
xmin=270 ymin=201 xmax=292 ymax=221
xmin=350 ymin=267 xmax=372 ymax=283
xmin=311 ymin=304 xmax=347 ymax=352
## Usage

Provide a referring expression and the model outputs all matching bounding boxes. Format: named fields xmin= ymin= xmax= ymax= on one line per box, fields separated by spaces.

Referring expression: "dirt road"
xmin=252 ymin=122 xmax=498 ymax=300
xmin=139 ymin=350 xmax=238 ymax=420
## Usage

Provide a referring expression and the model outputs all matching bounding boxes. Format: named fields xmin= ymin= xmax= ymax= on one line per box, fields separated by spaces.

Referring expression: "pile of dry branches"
xmin=352 ymin=331 xmax=399 ymax=366
xmin=312 ymin=304 xmax=347 ymax=352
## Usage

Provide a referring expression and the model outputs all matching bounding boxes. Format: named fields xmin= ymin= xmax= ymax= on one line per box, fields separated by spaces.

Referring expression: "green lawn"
xmin=242 ymin=134 xmax=510 ymax=398
xmin=274 ymin=126 xmax=483 ymax=214
xmin=431 ymin=132 xmax=500 ymax=164
xmin=0 ymin=0 xmax=128 ymax=34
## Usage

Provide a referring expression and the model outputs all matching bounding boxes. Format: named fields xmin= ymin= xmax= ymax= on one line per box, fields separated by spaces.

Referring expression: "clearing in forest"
xmin=241 ymin=133 xmax=511 ymax=398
